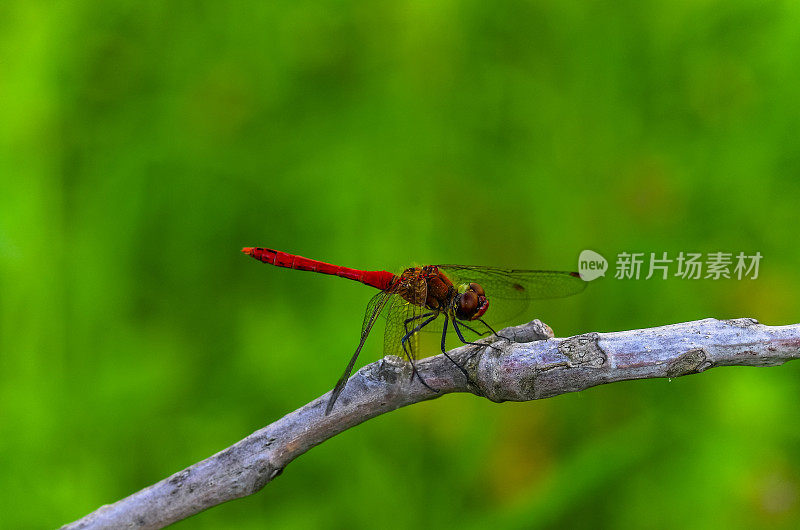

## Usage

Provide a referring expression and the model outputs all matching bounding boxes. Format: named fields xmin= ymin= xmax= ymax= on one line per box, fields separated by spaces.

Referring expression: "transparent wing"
xmin=326 ymin=290 xmax=393 ymax=414
xmin=383 ymin=297 xmax=439 ymax=361
xmin=437 ymin=265 xmax=587 ymax=326
xmin=437 ymin=265 xmax=586 ymax=300
xmin=381 ymin=288 xmax=447 ymax=388
xmin=381 ymin=269 xmax=433 ymax=359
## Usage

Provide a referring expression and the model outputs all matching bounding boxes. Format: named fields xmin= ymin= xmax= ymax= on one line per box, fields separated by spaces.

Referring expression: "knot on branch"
xmin=558 ymin=332 xmax=606 ymax=368
xmin=722 ymin=317 xmax=761 ymax=328
xmin=666 ymin=348 xmax=712 ymax=377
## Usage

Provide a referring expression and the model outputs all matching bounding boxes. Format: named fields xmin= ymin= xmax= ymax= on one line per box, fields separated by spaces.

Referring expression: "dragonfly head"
xmin=455 ymin=282 xmax=489 ymax=321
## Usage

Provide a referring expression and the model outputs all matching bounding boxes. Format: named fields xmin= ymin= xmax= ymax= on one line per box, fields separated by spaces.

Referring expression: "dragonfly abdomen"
xmin=242 ymin=247 xmax=396 ymax=291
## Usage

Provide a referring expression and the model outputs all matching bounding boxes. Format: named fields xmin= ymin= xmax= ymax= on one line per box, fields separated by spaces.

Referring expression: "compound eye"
xmin=459 ymin=291 xmax=478 ymax=317
xmin=469 ymin=283 xmax=485 ymax=297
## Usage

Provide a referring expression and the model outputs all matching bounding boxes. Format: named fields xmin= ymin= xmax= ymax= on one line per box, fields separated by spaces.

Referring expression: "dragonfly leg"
xmin=456 ymin=321 xmax=489 ymax=337
xmin=401 ymin=314 xmax=437 ymax=351
xmin=400 ymin=314 xmax=438 ymax=392
xmin=453 ymin=319 xmax=502 ymax=353
xmin=403 ymin=312 xmax=434 ymax=336
xmin=477 ymin=318 xmax=510 ymax=341
xmin=439 ymin=315 xmax=471 ymax=381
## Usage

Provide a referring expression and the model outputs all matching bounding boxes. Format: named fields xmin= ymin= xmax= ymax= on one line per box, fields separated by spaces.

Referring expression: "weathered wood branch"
xmin=62 ymin=317 xmax=800 ymax=529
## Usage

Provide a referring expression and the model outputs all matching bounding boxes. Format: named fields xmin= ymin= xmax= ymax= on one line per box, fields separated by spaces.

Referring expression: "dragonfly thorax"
xmin=419 ymin=265 xmax=454 ymax=310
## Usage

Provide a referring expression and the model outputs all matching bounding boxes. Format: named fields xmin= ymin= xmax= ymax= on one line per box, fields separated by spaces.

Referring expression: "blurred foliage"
xmin=2 ymin=0 xmax=800 ymax=528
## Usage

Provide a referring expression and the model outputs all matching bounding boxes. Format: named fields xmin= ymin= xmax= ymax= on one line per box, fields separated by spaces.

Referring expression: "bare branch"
xmin=62 ymin=318 xmax=800 ymax=529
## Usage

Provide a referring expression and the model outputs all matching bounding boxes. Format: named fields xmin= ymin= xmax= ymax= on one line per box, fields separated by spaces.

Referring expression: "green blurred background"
xmin=2 ymin=0 xmax=800 ymax=528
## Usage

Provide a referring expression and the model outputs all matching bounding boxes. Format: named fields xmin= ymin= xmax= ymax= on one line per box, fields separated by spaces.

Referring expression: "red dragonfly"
xmin=242 ymin=247 xmax=586 ymax=414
